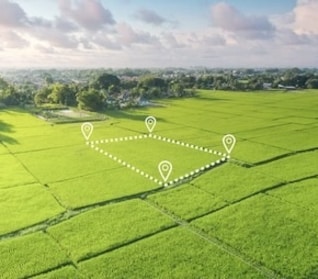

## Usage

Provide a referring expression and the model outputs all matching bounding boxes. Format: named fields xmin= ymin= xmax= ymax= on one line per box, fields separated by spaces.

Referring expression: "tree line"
xmin=0 ymin=68 xmax=317 ymax=111
xmin=0 ymin=72 xmax=193 ymax=111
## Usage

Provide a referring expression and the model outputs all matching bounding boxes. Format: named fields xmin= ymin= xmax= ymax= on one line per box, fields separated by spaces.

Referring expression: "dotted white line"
xmin=93 ymin=146 xmax=162 ymax=185
xmin=87 ymin=132 xmax=231 ymax=188
xmin=93 ymin=133 xmax=224 ymax=157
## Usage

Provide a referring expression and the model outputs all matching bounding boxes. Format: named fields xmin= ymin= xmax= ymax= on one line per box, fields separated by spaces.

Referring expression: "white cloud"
xmin=0 ymin=0 xmax=317 ymax=68
xmin=57 ymin=0 xmax=116 ymax=31
xmin=0 ymin=0 xmax=29 ymax=27
xmin=293 ymin=0 xmax=318 ymax=34
xmin=276 ymin=29 xmax=313 ymax=45
xmin=54 ymin=17 xmax=78 ymax=33
xmin=162 ymin=32 xmax=185 ymax=48
xmin=30 ymin=26 xmax=79 ymax=49
xmin=116 ymin=22 xmax=160 ymax=47
xmin=211 ymin=2 xmax=275 ymax=39
xmin=0 ymin=30 xmax=29 ymax=48
xmin=134 ymin=9 xmax=167 ymax=26
xmin=89 ymin=31 xmax=122 ymax=50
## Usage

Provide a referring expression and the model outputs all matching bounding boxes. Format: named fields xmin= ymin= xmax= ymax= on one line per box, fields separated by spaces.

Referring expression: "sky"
xmin=0 ymin=0 xmax=317 ymax=68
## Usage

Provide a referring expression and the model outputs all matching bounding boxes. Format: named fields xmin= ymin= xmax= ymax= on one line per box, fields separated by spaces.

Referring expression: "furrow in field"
xmin=45 ymin=164 xmax=123 ymax=184
xmin=192 ymin=192 xmax=318 ymax=278
xmin=22 ymin=262 xmax=77 ymax=279
xmin=6 ymin=147 xmax=70 ymax=212
xmin=0 ymin=183 xmax=170 ymax=241
xmin=233 ymin=146 xmax=318 ymax=168
xmin=10 ymin=143 xmax=84 ymax=155
xmin=4 ymin=147 xmax=314 ymax=242
xmin=0 ymin=232 xmax=72 ymax=279
xmin=142 ymin=198 xmax=281 ymax=278
xmin=26 ymin=265 xmax=81 ymax=279
xmin=249 ymin=146 xmax=318 ymax=167
xmin=76 ymin=225 xmax=177 ymax=263
xmin=190 ymin=175 xmax=318 ymax=223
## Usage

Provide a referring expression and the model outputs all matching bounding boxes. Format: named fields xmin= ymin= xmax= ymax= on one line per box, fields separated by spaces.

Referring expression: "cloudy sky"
xmin=0 ymin=0 xmax=317 ymax=68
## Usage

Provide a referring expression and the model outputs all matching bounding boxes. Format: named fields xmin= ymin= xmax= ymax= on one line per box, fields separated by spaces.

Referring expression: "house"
xmin=278 ymin=84 xmax=296 ymax=90
xmin=263 ymin=83 xmax=272 ymax=89
xmin=137 ymin=97 xmax=150 ymax=107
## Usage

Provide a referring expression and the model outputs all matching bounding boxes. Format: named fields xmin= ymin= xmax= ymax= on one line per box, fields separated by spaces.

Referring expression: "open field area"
xmin=0 ymin=90 xmax=318 ymax=278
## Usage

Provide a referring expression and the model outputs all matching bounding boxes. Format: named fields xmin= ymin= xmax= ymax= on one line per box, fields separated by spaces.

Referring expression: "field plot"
xmin=0 ymin=90 xmax=318 ymax=278
xmin=47 ymin=199 xmax=175 ymax=261
xmin=226 ymin=139 xmax=290 ymax=165
xmin=15 ymin=144 xmax=121 ymax=183
xmin=5 ymin=124 xmax=86 ymax=153
xmin=192 ymin=163 xmax=282 ymax=203
xmin=235 ymin=123 xmax=305 ymax=141
xmin=256 ymin=150 xmax=318 ymax=182
xmin=89 ymin=133 xmax=227 ymax=186
xmin=251 ymin=128 xmax=318 ymax=151
xmin=79 ymin=227 xmax=264 ymax=279
xmin=192 ymin=194 xmax=318 ymax=279
xmin=268 ymin=178 xmax=318 ymax=212
xmin=0 ymin=183 xmax=65 ymax=235
xmin=38 ymin=108 xmax=106 ymax=124
xmin=147 ymin=184 xmax=227 ymax=220
xmin=49 ymin=167 xmax=159 ymax=209
xmin=0 ymin=232 xmax=70 ymax=279
xmin=0 ymin=153 xmax=36 ymax=188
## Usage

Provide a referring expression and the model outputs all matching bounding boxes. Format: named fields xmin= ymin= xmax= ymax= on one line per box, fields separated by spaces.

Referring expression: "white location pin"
xmin=222 ymin=134 xmax=236 ymax=154
xmin=81 ymin=122 xmax=94 ymax=140
xmin=145 ymin=116 xmax=156 ymax=133
xmin=158 ymin=160 xmax=173 ymax=182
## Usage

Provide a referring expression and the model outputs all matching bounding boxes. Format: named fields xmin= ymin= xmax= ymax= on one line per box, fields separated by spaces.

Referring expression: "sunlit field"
xmin=1 ymin=90 xmax=318 ymax=278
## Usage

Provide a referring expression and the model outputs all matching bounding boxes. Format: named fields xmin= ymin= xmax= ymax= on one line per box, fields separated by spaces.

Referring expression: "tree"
xmin=138 ymin=76 xmax=166 ymax=90
xmin=170 ymin=81 xmax=185 ymax=97
xmin=108 ymin=84 xmax=120 ymax=96
xmin=149 ymin=87 xmax=161 ymax=98
xmin=137 ymin=75 xmax=167 ymax=98
xmin=121 ymin=79 xmax=138 ymax=90
xmin=306 ymin=78 xmax=318 ymax=89
xmin=248 ymin=78 xmax=263 ymax=90
xmin=0 ymin=76 xmax=36 ymax=106
xmin=34 ymin=87 xmax=52 ymax=106
xmin=196 ymin=75 xmax=214 ymax=89
xmin=213 ymin=76 xmax=226 ymax=90
xmin=17 ymin=81 xmax=37 ymax=105
xmin=179 ymin=74 xmax=196 ymax=88
xmin=44 ymin=74 xmax=54 ymax=85
xmin=91 ymin=73 xmax=120 ymax=90
xmin=48 ymin=83 xmax=77 ymax=106
xmin=0 ymin=86 xmax=19 ymax=105
xmin=0 ymin=76 xmax=9 ymax=90
xmin=77 ymin=89 xmax=104 ymax=111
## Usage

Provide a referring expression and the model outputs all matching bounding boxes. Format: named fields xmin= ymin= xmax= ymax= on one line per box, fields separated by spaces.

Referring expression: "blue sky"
xmin=0 ymin=0 xmax=317 ymax=68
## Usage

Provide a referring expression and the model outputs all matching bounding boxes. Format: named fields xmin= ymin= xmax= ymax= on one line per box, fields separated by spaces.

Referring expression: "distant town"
xmin=0 ymin=68 xmax=318 ymax=111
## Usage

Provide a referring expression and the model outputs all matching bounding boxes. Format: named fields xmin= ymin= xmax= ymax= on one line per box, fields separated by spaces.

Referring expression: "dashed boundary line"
xmin=87 ymin=133 xmax=230 ymax=187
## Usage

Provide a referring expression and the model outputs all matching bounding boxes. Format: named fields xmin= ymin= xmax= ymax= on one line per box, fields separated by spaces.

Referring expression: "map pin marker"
xmin=145 ymin=116 xmax=156 ymax=133
xmin=222 ymin=134 xmax=236 ymax=154
xmin=81 ymin=122 xmax=94 ymax=140
xmin=158 ymin=160 xmax=173 ymax=182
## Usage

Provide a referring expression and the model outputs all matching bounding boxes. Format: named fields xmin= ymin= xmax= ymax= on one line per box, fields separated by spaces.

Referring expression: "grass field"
xmin=0 ymin=89 xmax=317 ymax=278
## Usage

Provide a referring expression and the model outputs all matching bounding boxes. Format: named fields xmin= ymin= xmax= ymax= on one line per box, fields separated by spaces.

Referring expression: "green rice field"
xmin=0 ymin=89 xmax=317 ymax=278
